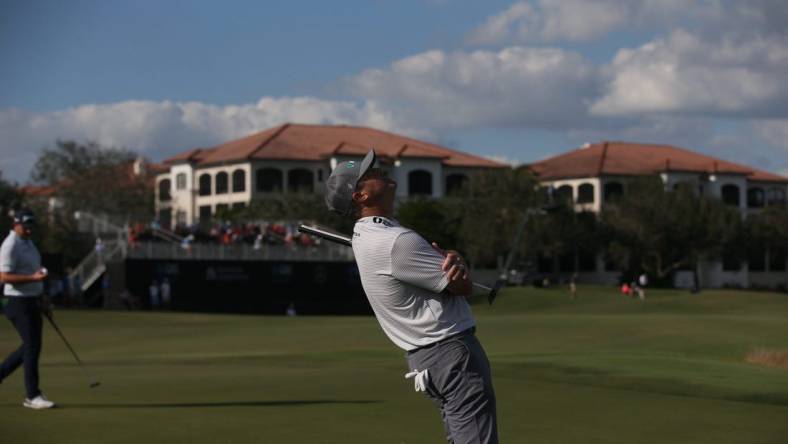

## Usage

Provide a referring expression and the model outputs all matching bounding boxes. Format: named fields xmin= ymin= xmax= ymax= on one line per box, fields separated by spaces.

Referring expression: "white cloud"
xmin=590 ymin=29 xmax=788 ymax=116
xmin=349 ymin=47 xmax=600 ymax=129
xmin=751 ymin=119 xmax=788 ymax=153
xmin=467 ymin=0 xmax=787 ymax=45
xmin=0 ymin=97 xmax=411 ymax=184
xmin=468 ymin=0 xmax=689 ymax=45
xmin=484 ymin=154 xmax=522 ymax=166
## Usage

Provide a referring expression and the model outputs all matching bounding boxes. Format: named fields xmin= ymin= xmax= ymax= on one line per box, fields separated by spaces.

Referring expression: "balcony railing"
xmin=126 ymin=241 xmax=354 ymax=262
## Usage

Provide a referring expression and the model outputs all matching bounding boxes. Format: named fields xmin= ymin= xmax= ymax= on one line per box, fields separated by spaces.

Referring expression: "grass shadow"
xmin=1 ymin=400 xmax=382 ymax=409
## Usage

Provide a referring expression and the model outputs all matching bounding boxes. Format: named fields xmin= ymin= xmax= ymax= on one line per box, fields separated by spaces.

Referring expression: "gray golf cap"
xmin=325 ymin=149 xmax=377 ymax=216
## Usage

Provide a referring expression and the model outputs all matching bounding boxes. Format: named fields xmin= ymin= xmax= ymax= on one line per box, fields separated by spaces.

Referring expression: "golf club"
xmin=44 ymin=311 xmax=101 ymax=388
xmin=297 ymin=225 xmax=501 ymax=302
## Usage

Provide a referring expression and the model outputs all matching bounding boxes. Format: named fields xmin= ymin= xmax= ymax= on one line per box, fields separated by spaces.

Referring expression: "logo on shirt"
xmin=372 ymin=217 xmax=393 ymax=227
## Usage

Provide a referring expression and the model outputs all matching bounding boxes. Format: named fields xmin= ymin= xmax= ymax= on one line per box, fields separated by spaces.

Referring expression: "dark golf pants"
xmin=1 ymin=297 xmax=43 ymax=399
xmin=406 ymin=330 xmax=498 ymax=444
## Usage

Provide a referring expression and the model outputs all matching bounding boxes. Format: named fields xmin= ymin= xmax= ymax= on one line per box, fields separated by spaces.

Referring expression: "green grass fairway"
xmin=2 ymin=286 xmax=788 ymax=443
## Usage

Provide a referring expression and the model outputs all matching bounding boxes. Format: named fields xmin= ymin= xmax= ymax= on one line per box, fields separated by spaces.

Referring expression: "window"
xmin=257 ymin=168 xmax=283 ymax=192
xmin=722 ymin=250 xmax=742 ymax=271
xmin=198 ymin=205 xmax=212 ymax=225
xmin=721 ymin=184 xmax=740 ymax=206
xmin=747 ymin=187 xmax=764 ymax=208
xmin=769 ymin=246 xmax=786 ymax=271
xmin=555 ymin=185 xmax=573 ymax=204
xmin=216 ymin=172 xmax=229 ymax=194
xmin=232 ymin=169 xmax=246 ymax=193
xmin=408 ymin=170 xmax=433 ymax=196
xmin=577 ymin=183 xmax=594 ymax=204
xmin=604 ymin=182 xmax=624 ymax=202
xmin=767 ymin=187 xmax=786 ymax=206
xmin=158 ymin=179 xmax=171 ymax=202
xmin=216 ymin=203 xmax=228 ymax=214
xmin=157 ymin=208 xmax=172 ymax=230
xmin=198 ymin=174 xmax=211 ymax=196
xmin=176 ymin=173 xmax=187 ymax=190
xmin=288 ymin=168 xmax=314 ymax=193
xmin=175 ymin=210 xmax=187 ymax=226
xmin=748 ymin=245 xmax=766 ymax=271
xmin=445 ymin=174 xmax=468 ymax=196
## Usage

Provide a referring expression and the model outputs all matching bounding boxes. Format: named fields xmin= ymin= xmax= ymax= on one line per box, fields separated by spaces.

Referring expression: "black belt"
xmin=408 ymin=326 xmax=476 ymax=354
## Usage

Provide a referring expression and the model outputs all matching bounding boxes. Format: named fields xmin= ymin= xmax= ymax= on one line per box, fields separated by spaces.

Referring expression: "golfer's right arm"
xmin=0 ymin=245 xmax=46 ymax=284
xmin=0 ymin=271 xmax=47 ymax=284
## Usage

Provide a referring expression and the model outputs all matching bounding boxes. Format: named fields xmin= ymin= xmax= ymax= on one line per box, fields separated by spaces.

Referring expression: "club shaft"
xmin=44 ymin=312 xmax=98 ymax=385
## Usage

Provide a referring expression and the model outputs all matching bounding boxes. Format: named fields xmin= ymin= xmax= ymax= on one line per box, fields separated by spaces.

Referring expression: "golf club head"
xmin=90 ymin=382 xmax=101 ymax=388
xmin=488 ymin=281 xmax=504 ymax=305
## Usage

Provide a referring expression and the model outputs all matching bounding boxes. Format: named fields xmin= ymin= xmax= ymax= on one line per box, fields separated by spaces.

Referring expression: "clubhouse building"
xmin=154 ymin=123 xmax=505 ymax=227
xmin=527 ymin=141 xmax=788 ymax=289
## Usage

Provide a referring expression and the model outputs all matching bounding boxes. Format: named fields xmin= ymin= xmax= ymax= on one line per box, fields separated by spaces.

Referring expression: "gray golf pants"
xmin=406 ymin=330 xmax=498 ymax=444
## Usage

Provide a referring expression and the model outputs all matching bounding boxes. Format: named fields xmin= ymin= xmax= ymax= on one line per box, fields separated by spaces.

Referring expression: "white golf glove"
xmin=404 ymin=368 xmax=430 ymax=393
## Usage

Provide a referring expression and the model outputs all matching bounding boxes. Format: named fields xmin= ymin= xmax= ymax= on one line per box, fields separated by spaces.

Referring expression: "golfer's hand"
xmin=432 ymin=242 xmax=469 ymax=282
xmin=31 ymin=269 xmax=48 ymax=282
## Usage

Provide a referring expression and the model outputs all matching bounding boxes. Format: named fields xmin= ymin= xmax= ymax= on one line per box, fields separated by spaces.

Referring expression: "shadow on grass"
xmin=21 ymin=400 xmax=382 ymax=409
xmin=498 ymin=361 xmax=788 ymax=407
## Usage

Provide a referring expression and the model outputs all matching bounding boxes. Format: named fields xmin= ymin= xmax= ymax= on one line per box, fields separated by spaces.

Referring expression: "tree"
xmin=600 ymin=177 xmax=743 ymax=286
xmin=31 ymin=140 xmax=153 ymax=221
xmin=396 ymin=197 xmax=459 ymax=248
xmin=451 ymin=168 xmax=544 ymax=267
xmin=0 ymin=170 xmax=22 ymax=235
xmin=28 ymin=141 xmax=155 ymax=264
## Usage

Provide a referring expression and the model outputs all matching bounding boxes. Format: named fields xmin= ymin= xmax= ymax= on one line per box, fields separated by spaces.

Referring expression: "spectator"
xmin=120 ymin=288 xmax=133 ymax=310
xmin=569 ymin=273 xmax=578 ymax=300
xmin=149 ymin=280 xmax=160 ymax=310
xmin=636 ymin=273 xmax=648 ymax=300
xmin=160 ymin=278 xmax=171 ymax=309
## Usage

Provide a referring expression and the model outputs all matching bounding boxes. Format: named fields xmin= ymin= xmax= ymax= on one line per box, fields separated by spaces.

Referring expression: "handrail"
xmin=126 ymin=241 xmax=354 ymax=262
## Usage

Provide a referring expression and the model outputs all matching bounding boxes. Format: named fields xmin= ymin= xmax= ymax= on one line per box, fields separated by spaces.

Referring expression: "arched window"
xmin=445 ymin=174 xmax=468 ymax=196
xmin=257 ymin=168 xmax=283 ymax=192
xmin=767 ymin=187 xmax=786 ymax=206
xmin=232 ymin=169 xmax=246 ymax=193
xmin=577 ymin=183 xmax=594 ymax=204
xmin=604 ymin=182 xmax=624 ymax=202
xmin=747 ymin=187 xmax=765 ymax=208
xmin=175 ymin=173 xmax=187 ymax=190
xmin=555 ymin=185 xmax=573 ymax=204
xmin=288 ymin=168 xmax=314 ymax=193
xmin=408 ymin=170 xmax=433 ymax=196
xmin=198 ymin=173 xmax=212 ymax=196
xmin=721 ymin=184 xmax=740 ymax=206
xmin=158 ymin=179 xmax=171 ymax=202
xmin=215 ymin=172 xmax=229 ymax=194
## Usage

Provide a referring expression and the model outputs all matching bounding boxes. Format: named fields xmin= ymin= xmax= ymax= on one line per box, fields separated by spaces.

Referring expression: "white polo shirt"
xmin=0 ymin=230 xmax=43 ymax=297
xmin=352 ymin=216 xmax=476 ymax=351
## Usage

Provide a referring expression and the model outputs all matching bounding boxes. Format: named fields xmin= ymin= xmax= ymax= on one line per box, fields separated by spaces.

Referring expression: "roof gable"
xmin=530 ymin=141 xmax=788 ymax=183
xmin=163 ymin=123 xmax=505 ymax=168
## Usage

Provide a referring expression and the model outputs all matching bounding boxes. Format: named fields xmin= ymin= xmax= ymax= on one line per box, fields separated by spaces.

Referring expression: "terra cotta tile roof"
xmin=528 ymin=141 xmax=788 ymax=183
xmin=163 ymin=123 xmax=505 ymax=168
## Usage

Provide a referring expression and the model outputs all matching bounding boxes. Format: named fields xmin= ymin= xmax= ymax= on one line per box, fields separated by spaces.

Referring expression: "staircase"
xmin=70 ymin=211 xmax=130 ymax=293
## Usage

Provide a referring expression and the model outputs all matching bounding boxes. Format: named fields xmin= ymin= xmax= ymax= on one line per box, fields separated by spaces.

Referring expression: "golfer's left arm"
xmin=390 ymin=232 xmax=473 ymax=296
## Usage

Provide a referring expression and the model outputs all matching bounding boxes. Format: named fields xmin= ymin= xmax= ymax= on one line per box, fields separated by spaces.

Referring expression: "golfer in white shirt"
xmin=325 ymin=150 xmax=498 ymax=443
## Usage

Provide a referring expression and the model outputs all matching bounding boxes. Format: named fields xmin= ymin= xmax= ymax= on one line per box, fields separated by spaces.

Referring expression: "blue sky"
xmin=2 ymin=0 xmax=787 ymax=183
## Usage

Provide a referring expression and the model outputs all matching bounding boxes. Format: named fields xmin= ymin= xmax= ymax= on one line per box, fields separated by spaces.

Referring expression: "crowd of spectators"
xmin=127 ymin=221 xmax=322 ymax=249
